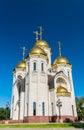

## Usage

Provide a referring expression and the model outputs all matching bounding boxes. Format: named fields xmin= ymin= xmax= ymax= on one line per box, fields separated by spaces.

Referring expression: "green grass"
xmin=0 ymin=123 xmax=84 ymax=128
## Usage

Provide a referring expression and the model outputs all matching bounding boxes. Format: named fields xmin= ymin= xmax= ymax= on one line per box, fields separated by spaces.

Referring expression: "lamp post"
xmin=78 ymin=108 xmax=81 ymax=121
xmin=6 ymin=102 xmax=9 ymax=120
xmin=56 ymin=99 xmax=62 ymax=122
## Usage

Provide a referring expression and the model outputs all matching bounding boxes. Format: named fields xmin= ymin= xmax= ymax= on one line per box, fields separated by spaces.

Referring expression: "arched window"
xmin=56 ymin=78 xmax=67 ymax=84
xmin=41 ymin=63 xmax=44 ymax=71
xmin=68 ymin=71 xmax=70 ymax=78
xmin=33 ymin=62 xmax=36 ymax=71
xmin=51 ymin=102 xmax=53 ymax=116
xmin=72 ymin=105 xmax=74 ymax=116
xmin=42 ymin=102 xmax=45 ymax=116
xmin=33 ymin=102 xmax=36 ymax=116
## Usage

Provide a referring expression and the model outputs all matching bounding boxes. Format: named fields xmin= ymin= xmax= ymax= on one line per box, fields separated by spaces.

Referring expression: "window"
xmin=56 ymin=78 xmax=67 ymax=84
xmin=41 ymin=63 xmax=44 ymax=71
xmin=33 ymin=62 xmax=36 ymax=71
xmin=42 ymin=102 xmax=45 ymax=116
xmin=18 ymin=86 xmax=21 ymax=101
xmin=68 ymin=71 xmax=69 ymax=78
xmin=33 ymin=102 xmax=36 ymax=116
xmin=26 ymin=103 xmax=28 ymax=116
xmin=51 ymin=102 xmax=53 ymax=116
xmin=72 ymin=105 xmax=74 ymax=116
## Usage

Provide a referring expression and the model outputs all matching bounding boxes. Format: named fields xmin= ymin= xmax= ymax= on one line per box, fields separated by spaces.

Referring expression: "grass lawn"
xmin=0 ymin=123 xmax=84 ymax=128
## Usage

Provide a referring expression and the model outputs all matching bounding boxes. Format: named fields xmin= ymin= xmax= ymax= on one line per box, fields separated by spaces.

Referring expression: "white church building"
xmin=10 ymin=27 xmax=77 ymax=123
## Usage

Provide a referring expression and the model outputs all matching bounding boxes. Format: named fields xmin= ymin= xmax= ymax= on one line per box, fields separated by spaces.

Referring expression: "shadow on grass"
xmin=69 ymin=123 xmax=84 ymax=129
xmin=63 ymin=118 xmax=84 ymax=129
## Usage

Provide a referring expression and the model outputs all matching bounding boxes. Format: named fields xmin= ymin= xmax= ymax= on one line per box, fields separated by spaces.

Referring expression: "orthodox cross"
xmin=33 ymin=31 xmax=39 ymax=41
xmin=39 ymin=26 xmax=43 ymax=40
xmin=21 ymin=46 xmax=27 ymax=60
xmin=57 ymin=41 xmax=62 ymax=56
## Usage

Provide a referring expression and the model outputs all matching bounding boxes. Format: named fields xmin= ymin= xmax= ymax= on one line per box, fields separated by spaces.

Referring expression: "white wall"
xmin=25 ymin=56 xmax=49 ymax=117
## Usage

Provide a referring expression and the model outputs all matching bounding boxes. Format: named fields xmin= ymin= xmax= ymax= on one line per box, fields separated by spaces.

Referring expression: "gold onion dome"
xmin=29 ymin=46 xmax=48 ymax=60
xmin=15 ymin=60 xmax=26 ymax=70
xmin=53 ymin=56 xmax=70 ymax=66
xmin=56 ymin=86 xmax=71 ymax=96
xmin=35 ymin=40 xmax=50 ymax=49
xmin=57 ymin=86 xmax=68 ymax=93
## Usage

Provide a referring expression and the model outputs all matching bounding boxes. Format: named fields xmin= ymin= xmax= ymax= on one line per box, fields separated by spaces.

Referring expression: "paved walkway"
xmin=0 ymin=128 xmax=83 ymax=130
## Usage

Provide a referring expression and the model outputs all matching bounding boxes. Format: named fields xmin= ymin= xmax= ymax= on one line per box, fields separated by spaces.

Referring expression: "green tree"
xmin=0 ymin=108 xmax=5 ymax=120
xmin=0 ymin=107 xmax=10 ymax=120
xmin=5 ymin=107 xmax=10 ymax=120
xmin=75 ymin=97 xmax=84 ymax=121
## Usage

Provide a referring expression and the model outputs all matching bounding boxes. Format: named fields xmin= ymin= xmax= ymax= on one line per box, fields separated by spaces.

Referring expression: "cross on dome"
xmin=57 ymin=41 xmax=62 ymax=56
xmin=38 ymin=26 xmax=43 ymax=40
xmin=33 ymin=31 xmax=39 ymax=41
xmin=21 ymin=46 xmax=27 ymax=60
xmin=33 ymin=26 xmax=43 ymax=41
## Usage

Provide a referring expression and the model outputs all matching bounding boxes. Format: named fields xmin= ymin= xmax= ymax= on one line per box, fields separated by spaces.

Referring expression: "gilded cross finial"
xmin=57 ymin=41 xmax=62 ymax=56
xmin=21 ymin=46 xmax=27 ymax=60
xmin=33 ymin=31 xmax=39 ymax=41
xmin=39 ymin=26 xmax=43 ymax=40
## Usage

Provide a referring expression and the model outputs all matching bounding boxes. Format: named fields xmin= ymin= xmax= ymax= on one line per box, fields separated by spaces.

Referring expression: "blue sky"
xmin=0 ymin=0 xmax=84 ymax=108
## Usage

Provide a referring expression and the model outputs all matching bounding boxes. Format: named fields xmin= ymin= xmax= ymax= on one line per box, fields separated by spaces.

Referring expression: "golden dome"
xmin=57 ymin=86 xmax=67 ymax=93
xmin=35 ymin=40 xmax=50 ymax=49
xmin=56 ymin=86 xmax=71 ymax=96
xmin=16 ymin=60 xmax=26 ymax=70
xmin=53 ymin=56 xmax=69 ymax=66
xmin=29 ymin=46 xmax=48 ymax=60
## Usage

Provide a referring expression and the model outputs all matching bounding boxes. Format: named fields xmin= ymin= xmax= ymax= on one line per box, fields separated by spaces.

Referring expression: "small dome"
xmin=16 ymin=60 xmax=26 ymax=70
xmin=56 ymin=86 xmax=71 ymax=96
xmin=57 ymin=86 xmax=68 ymax=93
xmin=53 ymin=56 xmax=69 ymax=66
xmin=29 ymin=46 xmax=48 ymax=60
xmin=35 ymin=40 xmax=50 ymax=49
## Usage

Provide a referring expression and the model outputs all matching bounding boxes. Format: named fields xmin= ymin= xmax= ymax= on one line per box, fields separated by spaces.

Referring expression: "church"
xmin=10 ymin=27 xmax=77 ymax=123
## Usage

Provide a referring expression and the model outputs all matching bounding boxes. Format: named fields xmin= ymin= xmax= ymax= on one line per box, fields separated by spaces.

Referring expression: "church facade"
xmin=10 ymin=27 xmax=77 ymax=123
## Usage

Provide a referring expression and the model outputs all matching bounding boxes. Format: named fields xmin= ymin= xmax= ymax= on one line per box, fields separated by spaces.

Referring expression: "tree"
xmin=0 ymin=102 xmax=10 ymax=120
xmin=5 ymin=102 xmax=10 ymax=120
xmin=0 ymin=108 xmax=5 ymax=120
xmin=5 ymin=107 xmax=10 ymax=120
xmin=75 ymin=97 xmax=84 ymax=121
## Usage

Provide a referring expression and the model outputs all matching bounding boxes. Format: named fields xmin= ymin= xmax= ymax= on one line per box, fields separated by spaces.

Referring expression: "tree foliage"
xmin=0 ymin=107 xmax=10 ymax=120
xmin=75 ymin=96 xmax=84 ymax=121
xmin=0 ymin=108 xmax=5 ymax=120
